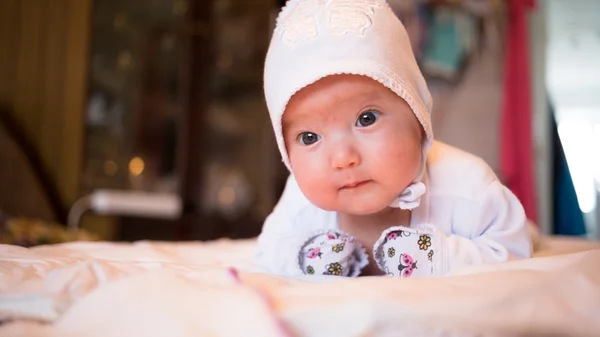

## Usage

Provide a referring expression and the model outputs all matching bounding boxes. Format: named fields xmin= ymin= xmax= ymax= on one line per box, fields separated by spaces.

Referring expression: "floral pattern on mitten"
xmin=299 ymin=231 xmax=368 ymax=277
xmin=373 ymin=226 xmax=438 ymax=277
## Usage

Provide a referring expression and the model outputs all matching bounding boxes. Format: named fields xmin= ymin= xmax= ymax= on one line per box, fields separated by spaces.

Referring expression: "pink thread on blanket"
xmin=228 ymin=267 xmax=241 ymax=283
xmin=227 ymin=267 xmax=294 ymax=336
xmin=254 ymin=290 xmax=296 ymax=337
xmin=227 ymin=268 xmax=295 ymax=336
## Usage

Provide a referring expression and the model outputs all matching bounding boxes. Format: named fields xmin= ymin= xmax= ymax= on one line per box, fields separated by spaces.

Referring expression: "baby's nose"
xmin=330 ymin=143 xmax=361 ymax=170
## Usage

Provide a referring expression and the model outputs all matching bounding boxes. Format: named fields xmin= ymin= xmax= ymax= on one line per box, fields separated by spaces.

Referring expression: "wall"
xmin=545 ymin=0 xmax=600 ymax=238
xmin=528 ymin=2 xmax=552 ymax=235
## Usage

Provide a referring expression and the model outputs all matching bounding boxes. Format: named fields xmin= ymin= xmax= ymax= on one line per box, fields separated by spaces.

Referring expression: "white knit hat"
xmin=264 ymin=0 xmax=434 ymax=209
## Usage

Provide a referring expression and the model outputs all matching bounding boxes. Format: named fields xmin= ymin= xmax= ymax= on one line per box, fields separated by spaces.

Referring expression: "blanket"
xmin=0 ymin=236 xmax=599 ymax=337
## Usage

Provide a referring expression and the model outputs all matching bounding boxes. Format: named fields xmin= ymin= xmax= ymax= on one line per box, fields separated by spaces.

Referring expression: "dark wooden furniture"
xmin=85 ymin=0 xmax=286 ymax=241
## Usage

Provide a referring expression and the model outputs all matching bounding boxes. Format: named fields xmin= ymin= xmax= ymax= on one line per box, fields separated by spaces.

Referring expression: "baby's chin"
xmin=311 ymin=197 xmax=391 ymax=216
xmin=337 ymin=203 xmax=390 ymax=216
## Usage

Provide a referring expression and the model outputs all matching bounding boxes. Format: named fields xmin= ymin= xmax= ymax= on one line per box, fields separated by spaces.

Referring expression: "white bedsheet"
xmin=0 ymin=236 xmax=599 ymax=337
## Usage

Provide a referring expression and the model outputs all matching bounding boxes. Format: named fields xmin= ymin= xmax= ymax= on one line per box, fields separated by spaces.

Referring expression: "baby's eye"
xmin=298 ymin=132 xmax=320 ymax=145
xmin=356 ymin=111 xmax=379 ymax=127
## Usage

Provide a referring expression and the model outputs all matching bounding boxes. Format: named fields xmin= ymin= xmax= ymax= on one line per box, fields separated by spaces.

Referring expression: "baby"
xmin=255 ymin=0 xmax=532 ymax=277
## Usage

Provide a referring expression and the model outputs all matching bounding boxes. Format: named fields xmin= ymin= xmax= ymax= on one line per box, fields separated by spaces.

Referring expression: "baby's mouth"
xmin=340 ymin=180 xmax=372 ymax=190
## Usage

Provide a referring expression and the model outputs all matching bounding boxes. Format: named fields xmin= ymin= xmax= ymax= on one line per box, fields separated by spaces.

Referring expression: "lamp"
xmin=68 ymin=190 xmax=182 ymax=231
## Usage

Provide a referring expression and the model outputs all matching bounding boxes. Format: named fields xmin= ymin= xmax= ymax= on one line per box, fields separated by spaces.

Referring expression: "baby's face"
xmin=283 ymin=74 xmax=423 ymax=215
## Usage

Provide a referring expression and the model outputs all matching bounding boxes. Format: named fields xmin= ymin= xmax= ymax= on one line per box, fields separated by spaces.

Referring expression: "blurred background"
xmin=0 ymin=0 xmax=598 ymax=246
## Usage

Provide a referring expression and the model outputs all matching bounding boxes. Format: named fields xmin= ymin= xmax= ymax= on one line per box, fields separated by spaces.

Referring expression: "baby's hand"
xmin=373 ymin=226 xmax=437 ymax=277
xmin=299 ymin=231 xmax=367 ymax=277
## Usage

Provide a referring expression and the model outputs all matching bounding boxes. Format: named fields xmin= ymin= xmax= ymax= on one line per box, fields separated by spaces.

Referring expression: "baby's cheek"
xmin=291 ymin=156 xmax=337 ymax=208
xmin=373 ymin=138 xmax=420 ymax=182
xmin=301 ymin=182 xmax=338 ymax=210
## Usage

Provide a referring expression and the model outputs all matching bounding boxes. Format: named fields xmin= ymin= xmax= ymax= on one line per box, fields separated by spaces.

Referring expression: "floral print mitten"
xmin=373 ymin=226 xmax=440 ymax=277
xmin=299 ymin=231 xmax=368 ymax=277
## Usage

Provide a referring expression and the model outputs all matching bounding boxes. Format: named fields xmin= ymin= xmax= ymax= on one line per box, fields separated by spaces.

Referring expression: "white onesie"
xmin=254 ymin=142 xmax=533 ymax=277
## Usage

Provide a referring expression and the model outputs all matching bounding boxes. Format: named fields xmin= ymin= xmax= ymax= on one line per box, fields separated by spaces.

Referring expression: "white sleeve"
xmin=254 ymin=176 xmax=338 ymax=276
xmin=373 ymin=179 xmax=533 ymax=277
xmin=433 ymin=179 xmax=533 ymax=275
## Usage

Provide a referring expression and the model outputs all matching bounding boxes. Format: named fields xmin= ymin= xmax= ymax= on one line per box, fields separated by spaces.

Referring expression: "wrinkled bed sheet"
xmin=0 ymin=236 xmax=599 ymax=337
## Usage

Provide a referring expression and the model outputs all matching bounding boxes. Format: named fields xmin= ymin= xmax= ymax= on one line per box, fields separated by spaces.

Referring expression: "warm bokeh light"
xmin=218 ymin=186 xmax=236 ymax=206
xmin=128 ymin=157 xmax=145 ymax=176
xmin=103 ymin=160 xmax=118 ymax=177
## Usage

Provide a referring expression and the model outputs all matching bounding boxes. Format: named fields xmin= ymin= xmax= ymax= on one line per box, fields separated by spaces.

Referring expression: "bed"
xmin=0 ymin=233 xmax=599 ymax=337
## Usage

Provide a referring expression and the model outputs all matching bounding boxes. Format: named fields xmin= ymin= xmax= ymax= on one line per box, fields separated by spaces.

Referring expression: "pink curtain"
xmin=500 ymin=0 xmax=538 ymax=224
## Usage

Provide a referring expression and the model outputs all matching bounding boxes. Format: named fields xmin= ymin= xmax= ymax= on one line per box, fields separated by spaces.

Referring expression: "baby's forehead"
xmin=281 ymin=75 xmax=405 ymax=129
xmin=283 ymin=75 xmax=397 ymax=118
xmin=296 ymin=74 xmax=390 ymax=97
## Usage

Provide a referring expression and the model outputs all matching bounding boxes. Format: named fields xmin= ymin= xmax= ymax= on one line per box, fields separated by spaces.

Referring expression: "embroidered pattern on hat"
xmin=277 ymin=0 xmax=381 ymax=47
